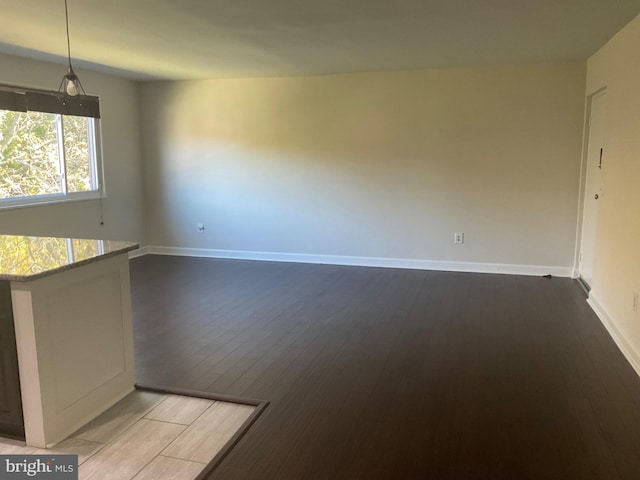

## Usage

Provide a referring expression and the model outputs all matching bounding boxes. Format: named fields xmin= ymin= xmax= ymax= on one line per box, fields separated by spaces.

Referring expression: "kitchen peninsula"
xmin=0 ymin=235 xmax=139 ymax=448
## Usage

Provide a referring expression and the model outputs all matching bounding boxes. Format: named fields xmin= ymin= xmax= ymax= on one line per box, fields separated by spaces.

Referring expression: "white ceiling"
xmin=1 ymin=0 xmax=640 ymax=80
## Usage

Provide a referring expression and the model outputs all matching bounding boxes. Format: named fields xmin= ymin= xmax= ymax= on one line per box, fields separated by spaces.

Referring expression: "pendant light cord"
xmin=64 ymin=0 xmax=72 ymax=68
xmin=99 ymin=192 xmax=105 ymax=226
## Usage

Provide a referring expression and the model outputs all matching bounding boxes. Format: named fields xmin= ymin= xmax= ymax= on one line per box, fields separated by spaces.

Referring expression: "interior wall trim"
xmin=588 ymin=294 xmax=640 ymax=379
xmin=127 ymin=246 xmax=149 ymax=259
xmin=136 ymin=245 xmax=574 ymax=277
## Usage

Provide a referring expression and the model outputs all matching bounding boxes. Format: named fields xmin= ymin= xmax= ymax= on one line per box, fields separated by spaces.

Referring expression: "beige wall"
xmin=140 ymin=63 xmax=585 ymax=270
xmin=0 ymin=53 xmax=145 ymax=243
xmin=585 ymin=15 xmax=640 ymax=367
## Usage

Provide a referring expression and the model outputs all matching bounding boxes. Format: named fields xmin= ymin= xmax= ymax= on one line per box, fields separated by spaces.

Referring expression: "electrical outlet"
xmin=454 ymin=232 xmax=464 ymax=244
xmin=633 ymin=292 xmax=639 ymax=313
xmin=197 ymin=223 xmax=205 ymax=233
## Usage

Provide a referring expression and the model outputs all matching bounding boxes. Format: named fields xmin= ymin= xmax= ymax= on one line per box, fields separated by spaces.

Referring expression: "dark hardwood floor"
xmin=130 ymin=255 xmax=640 ymax=480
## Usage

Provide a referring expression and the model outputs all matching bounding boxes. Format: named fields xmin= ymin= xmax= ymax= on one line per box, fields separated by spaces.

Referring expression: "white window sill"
xmin=0 ymin=191 xmax=105 ymax=211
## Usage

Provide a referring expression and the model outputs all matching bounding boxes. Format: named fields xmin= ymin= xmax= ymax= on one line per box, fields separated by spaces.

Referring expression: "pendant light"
xmin=58 ymin=0 xmax=85 ymax=98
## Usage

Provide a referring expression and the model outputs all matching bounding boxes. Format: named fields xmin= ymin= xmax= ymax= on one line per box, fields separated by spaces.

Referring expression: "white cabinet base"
xmin=10 ymin=253 xmax=136 ymax=448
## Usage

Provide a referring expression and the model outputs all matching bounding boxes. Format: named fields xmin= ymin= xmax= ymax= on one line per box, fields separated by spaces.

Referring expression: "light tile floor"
xmin=0 ymin=391 xmax=256 ymax=480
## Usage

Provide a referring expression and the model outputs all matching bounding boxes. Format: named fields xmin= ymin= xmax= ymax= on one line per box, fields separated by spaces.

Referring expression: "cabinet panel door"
xmin=0 ymin=281 xmax=25 ymax=439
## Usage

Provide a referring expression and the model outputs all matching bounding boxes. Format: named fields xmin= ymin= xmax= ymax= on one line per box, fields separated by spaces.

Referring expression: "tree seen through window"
xmin=0 ymin=109 xmax=96 ymax=200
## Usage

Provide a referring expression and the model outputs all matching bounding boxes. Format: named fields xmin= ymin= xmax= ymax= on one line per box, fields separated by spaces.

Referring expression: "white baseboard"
xmin=139 ymin=245 xmax=573 ymax=277
xmin=128 ymin=246 xmax=150 ymax=259
xmin=588 ymin=294 xmax=640 ymax=378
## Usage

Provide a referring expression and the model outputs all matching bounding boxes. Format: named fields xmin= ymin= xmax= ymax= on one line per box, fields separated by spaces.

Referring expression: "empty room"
xmin=1 ymin=1 xmax=640 ymax=479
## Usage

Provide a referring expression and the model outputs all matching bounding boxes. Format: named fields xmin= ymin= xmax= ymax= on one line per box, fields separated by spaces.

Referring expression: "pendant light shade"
xmin=61 ymin=65 xmax=84 ymax=97
xmin=58 ymin=0 xmax=85 ymax=99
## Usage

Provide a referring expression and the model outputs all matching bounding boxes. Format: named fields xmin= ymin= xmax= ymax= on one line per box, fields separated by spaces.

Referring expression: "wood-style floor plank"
xmin=34 ymin=437 xmax=105 ymax=466
xmin=144 ymin=395 xmax=213 ymax=425
xmin=131 ymin=255 xmax=640 ymax=480
xmin=132 ymin=455 xmax=205 ymax=480
xmin=0 ymin=438 xmax=38 ymax=454
xmin=79 ymin=419 xmax=185 ymax=480
xmin=162 ymin=402 xmax=255 ymax=464
xmin=72 ymin=391 xmax=165 ymax=444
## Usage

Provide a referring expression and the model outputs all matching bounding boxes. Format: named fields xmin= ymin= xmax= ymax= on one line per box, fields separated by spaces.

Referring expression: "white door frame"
xmin=573 ymin=87 xmax=606 ymax=285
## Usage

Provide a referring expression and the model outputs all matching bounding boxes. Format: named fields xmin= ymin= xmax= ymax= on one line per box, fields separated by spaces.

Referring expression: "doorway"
xmin=579 ymin=90 xmax=606 ymax=288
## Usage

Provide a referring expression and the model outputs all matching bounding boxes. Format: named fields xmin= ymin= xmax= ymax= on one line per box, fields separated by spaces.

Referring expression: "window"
xmin=0 ymin=85 xmax=102 ymax=208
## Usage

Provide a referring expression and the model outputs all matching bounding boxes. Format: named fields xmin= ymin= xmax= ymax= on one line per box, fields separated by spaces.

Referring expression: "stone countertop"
xmin=0 ymin=235 xmax=139 ymax=281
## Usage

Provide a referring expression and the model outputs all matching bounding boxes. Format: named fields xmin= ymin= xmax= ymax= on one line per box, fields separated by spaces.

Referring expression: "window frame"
xmin=0 ymin=110 xmax=105 ymax=211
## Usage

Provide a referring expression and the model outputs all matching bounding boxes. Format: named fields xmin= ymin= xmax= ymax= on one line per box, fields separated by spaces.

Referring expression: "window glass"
xmin=0 ymin=108 xmax=101 ymax=206
xmin=0 ymin=110 xmax=62 ymax=198
xmin=63 ymin=115 xmax=93 ymax=193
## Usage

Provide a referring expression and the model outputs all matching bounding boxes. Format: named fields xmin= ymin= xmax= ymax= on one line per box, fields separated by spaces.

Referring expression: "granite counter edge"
xmin=0 ymin=244 xmax=140 ymax=282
